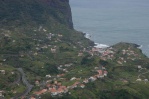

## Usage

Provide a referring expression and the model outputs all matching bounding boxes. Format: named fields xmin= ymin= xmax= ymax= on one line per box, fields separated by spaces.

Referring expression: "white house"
xmin=136 ymin=79 xmax=142 ymax=81
xmin=0 ymin=70 xmax=5 ymax=74
xmin=70 ymin=77 xmax=76 ymax=81
xmin=46 ymin=74 xmax=51 ymax=78
xmin=138 ymin=65 xmax=142 ymax=69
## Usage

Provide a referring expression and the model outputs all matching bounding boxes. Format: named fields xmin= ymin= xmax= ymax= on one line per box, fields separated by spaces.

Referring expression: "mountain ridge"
xmin=0 ymin=0 xmax=73 ymax=29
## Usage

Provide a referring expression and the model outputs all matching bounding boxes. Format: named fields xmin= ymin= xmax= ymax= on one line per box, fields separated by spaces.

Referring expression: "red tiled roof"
xmin=80 ymin=84 xmax=85 ymax=86
xmin=50 ymin=88 xmax=57 ymax=93
xmin=34 ymin=89 xmax=47 ymax=95
xmin=97 ymin=70 xmax=102 ymax=75
xmin=104 ymin=71 xmax=108 ymax=74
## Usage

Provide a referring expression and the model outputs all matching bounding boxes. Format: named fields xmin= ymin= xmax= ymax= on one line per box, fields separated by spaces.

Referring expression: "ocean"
xmin=70 ymin=0 xmax=149 ymax=57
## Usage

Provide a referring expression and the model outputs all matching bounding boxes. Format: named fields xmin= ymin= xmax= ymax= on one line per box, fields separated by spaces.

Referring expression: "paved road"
xmin=13 ymin=68 xmax=33 ymax=99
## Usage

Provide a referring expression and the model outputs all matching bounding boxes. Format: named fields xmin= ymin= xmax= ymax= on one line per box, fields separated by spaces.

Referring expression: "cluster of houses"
xmin=136 ymin=65 xmax=149 ymax=83
xmin=117 ymin=48 xmax=140 ymax=65
xmin=32 ymin=64 xmax=108 ymax=98
xmin=34 ymin=83 xmax=68 ymax=97
xmin=85 ymin=46 xmax=116 ymax=61
xmin=100 ymin=48 xmax=115 ymax=61
xmin=122 ymin=48 xmax=138 ymax=56
xmin=57 ymin=63 xmax=73 ymax=73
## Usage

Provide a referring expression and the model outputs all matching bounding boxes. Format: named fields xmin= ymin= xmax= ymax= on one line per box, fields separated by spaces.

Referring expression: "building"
xmin=34 ymin=89 xmax=47 ymax=96
xmin=0 ymin=70 xmax=5 ymax=74
xmin=50 ymin=88 xmax=58 ymax=96
xmin=46 ymin=74 xmax=51 ymax=78
xmin=80 ymin=84 xmax=85 ymax=88
xmin=83 ymin=79 xmax=89 ymax=83
xmin=97 ymin=70 xmax=102 ymax=75
xmin=136 ymin=79 xmax=142 ymax=81
xmin=103 ymin=71 xmax=108 ymax=76
xmin=70 ymin=77 xmax=76 ymax=81
xmin=51 ymin=48 xmax=56 ymax=53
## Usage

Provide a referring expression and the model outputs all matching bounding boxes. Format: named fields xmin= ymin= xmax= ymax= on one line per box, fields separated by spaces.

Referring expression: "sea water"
xmin=70 ymin=0 xmax=149 ymax=57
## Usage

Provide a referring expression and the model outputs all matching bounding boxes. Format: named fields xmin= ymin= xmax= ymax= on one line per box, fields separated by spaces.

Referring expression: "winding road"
xmin=13 ymin=68 xmax=33 ymax=99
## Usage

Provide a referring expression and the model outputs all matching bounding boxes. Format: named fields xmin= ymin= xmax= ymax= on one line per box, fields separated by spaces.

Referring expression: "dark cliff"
xmin=0 ymin=0 xmax=73 ymax=29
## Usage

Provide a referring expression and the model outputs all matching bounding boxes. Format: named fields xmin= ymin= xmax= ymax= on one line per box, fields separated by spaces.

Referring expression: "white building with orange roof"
xmin=89 ymin=76 xmax=97 ymax=82
xmin=34 ymin=89 xmax=47 ymax=96
xmin=57 ymin=74 xmax=65 ymax=78
xmin=80 ymin=84 xmax=85 ymax=88
xmin=30 ymin=96 xmax=36 ymax=99
xmin=50 ymin=88 xmax=58 ymax=96
xmin=97 ymin=70 xmax=103 ymax=75
xmin=104 ymin=71 xmax=108 ymax=76
xmin=83 ymin=79 xmax=89 ymax=83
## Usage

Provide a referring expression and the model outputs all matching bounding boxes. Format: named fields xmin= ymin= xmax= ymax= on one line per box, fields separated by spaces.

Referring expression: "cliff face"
xmin=0 ymin=0 xmax=73 ymax=29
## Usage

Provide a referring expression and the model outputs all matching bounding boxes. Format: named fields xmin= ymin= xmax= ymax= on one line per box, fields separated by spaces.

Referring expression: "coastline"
xmin=83 ymin=32 xmax=147 ymax=57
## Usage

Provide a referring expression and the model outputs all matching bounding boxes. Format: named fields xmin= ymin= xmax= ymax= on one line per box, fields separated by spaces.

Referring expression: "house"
xmin=57 ymin=83 xmax=62 ymax=86
xmin=51 ymin=48 xmax=56 ymax=53
xmin=54 ymin=81 xmax=58 ymax=84
xmin=30 ymin=96 xmax=36 ymax=99
xmin=70 ymin=81 xmax=80 ymax=89
xmin=102 ymin=66 xmax=106 ymax=70
xmin=0 ymin=91 xmax=4 ymax=97
xmin=0 ymin=70 xmax=5 ymax=74
xmin=46 ymin=74 xmax=51 ymax=78
xmin=50 ymin=88 xmax=58 ymax=96
xmin=11 ymin=72 xmax=15 ymax=75
xmin=41 ymin=45 xmax=48 ymax=49
xmin=99 ymin=75 xmax=104 ymax=78
xmin=138 ymin=65 xmax=142 ymax=69
xmin=63 ymin=69 xmax=67 ymax=72
xmin=57 ymin=88 xmax=63 ymax=94
xmin=34 ymin=89 xmax=47 ymax=96
xmin=83 ymin=79 xmax=89 ymax=83
xmin=103 ymin=71 xmax=108 ymax=76
xmin=64 ymin=63 xmax=73 ymax=67
xmin=71 ymin=84 xmax=77 ymax=89
xmin=117 ymin=61 xmax=122 ymax=64
xmin=58 ymin=34 xmax=63 ymax=37
xmin=80 ymin=84 xmax=85 ymax=88
xmin=78 ymin=52 xmax=83 ymax=57
xmin=35 ymin=80 xmax=40 ymax=86
xmin=74 ymin=81 xmax=80 ymax=85
xmin=61 ymin=86 xmax=68 ymax=93
xmin=43 ymin=28 xmax=47 ymax=32
xmin=89 ymin=76 xmax=97 ymax=82
xmin=97 ymin=70 xmax=102 ymax=75
xmin=92 ymin=48 xmax=100 ymax=52
xmin=46 ymin=84 xmax=51 ymax=88
xmin=136 ymin=79 xmax=142 ymax=81
xmin=70 ymin=77 xmax=76 ymax=81
xmin=94 ymin=67 xmax=99 ymax=69
xmin=122 ymin=80 xmax=128 ymax=83
xmin=57 ymin=74 xmax=65 ymax=78
xmin=144 ymin=79 xmax=148 ymax=82
xmin=46 ymin=80 xmax=51 ymax=83
xmin=3 ymin=59 xmax=6 ymax=62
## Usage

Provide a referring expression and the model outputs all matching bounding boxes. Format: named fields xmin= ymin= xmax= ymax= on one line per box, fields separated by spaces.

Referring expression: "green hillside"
xmin=0 ymin=0 xmax=149 ymax=99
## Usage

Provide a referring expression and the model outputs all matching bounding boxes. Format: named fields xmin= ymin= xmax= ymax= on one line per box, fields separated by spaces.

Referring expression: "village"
xmin=30 ymin=64 xmax=108 ymax=99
